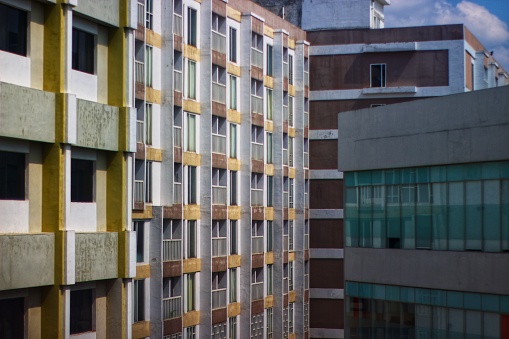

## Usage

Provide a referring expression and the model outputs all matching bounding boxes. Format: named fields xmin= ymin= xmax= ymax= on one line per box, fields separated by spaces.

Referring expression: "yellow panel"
xmin=146 ymin=29 xmax=162 ymax=48
xmin=288 ymin=252 xmax=295 ymax=262
xmin=265 ymin=295 xmax=274 ymax=308
xmin=132 ymin=321 xmax=150 ymax=339
xmin=264 ymin=75 xmax=274 ymax=89
xmin=132 ymin=205 xmax=153 ymax=219
xmin=288 ymin=167 xmax=296 ymax=179
xmin=228 ymin=254 xmax=241 ymax=268
xmin=265 ymin=164 xmax=274 ymax=176
xmin=265 ymin=251 xmax=274 ymax=264
xmin=183 ymin=152 xmax=201 ymax=167
xmin=227 ymin=63 xmax=241 ymax=77
xmin=136 ymin=264 xmax=151 ymax=279
xmin=183 ymin=311 xmax=201 ymax=327
xmin=288 ymin=290 xmax=296 ymax=303
xmin=228 ymin=302 xmax=241 ymax=317
xmin=288 ymin=208 xmax=295 ymax=220
xmin=264 ymin=26 xmax=274 ymax=38
xmin=184 ymin=44 xmax=201 ymax=62
xmin=288 ymin=84 xmax=295 ymax=97
xmin=288 ymin=38 xmax=296 ymax=49
xmin=227 ymin=109 xmax=241 ymax=124
xmin=288 ymin=127 xmax=296 ymax=138
xmin=265 ymin=207 xmax=274 ymax=221
xmin=146 ymin=147 xmax=163 ymax=162
xmin=184 ymin=99 xmax=201 ymax=114
xmin=289 ymin=333 xmax=296 ymax=339
xmin=227 ymin=7 xmax=241 ymax=22
xmin=146 ymin=87 xmax=161 ymax=104
xmin=183 ymin=258 xmax=201 ymax=273
xmin=184 ymin=204 xmax=201 ymax=220
xmin=264 ymin=120 xmax=273 ymax=132
xmin=228 ymin=206 xmax=241 ymax=220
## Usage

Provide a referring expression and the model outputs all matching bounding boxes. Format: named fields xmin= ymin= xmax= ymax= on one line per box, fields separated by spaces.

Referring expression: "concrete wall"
xmin=338 ymin=86 xmax=509 ymax=172
xmin=74 ymin=0 xmax=120 ymax=27
xmin=76 ymin=99 xmax=119 ymax=151
xmin=302 ymin=0 xmax=371 ymax=31
xmin=345 ymin=247 xmax=509 ymax=295
xmin=74 ymin=232 xmax=118 ymax=282
xmin=0 ymin=234 xmax=54 ymax=291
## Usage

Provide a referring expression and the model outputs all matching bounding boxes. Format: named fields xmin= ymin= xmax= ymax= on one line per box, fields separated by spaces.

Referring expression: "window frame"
xmin=370 ymin=63 xmax=387 ymax=88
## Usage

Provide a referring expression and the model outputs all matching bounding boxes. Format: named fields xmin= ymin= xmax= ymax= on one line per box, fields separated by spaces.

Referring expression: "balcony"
xmin=173 ymin=13 xmax=183 ymax=36
xmin=174 ymin=126 xmax=182 ymax=148
xmin=174 ymin=70 xmax=182 ymax=92
xmin=251 ymin=95 xmax=263 ymax=115
xmin=252 ymin=143 xmax=263 ymax=161
xmin=252 ymin=236 xmax=264 ymax=254
xmin=212 ymin=289 xmax=227 ymax=309
xmin=212 ymin=134 xmax=226 ymax=154
xmin=135 ymin=60 xmax=145 ymax=84
xmin=212 ymin=83 xmax=226 ymax=104
xmin=212 ymin=31 xmax=226 ymax=54
xmin=212 ymin=186 xmax=227 ymax=205
xmin=252 ymin=282 xmax=263 ymax=300
xmin=212 ymin=237 xmax=227 ymax=257
xmin=251 ymin=189 xmax=263 ymax=207
xmin=163 ymin=296 xmax=182 ymax=319
xmin=134 ymin=180 xmax=144 ymax=203
xmin=173 ymin=182 xmax=182 ymax=204
xmin=251 ymin=48 xmax=263 ymax=68
xmin=136 ymin=120 xmax=144 ymax=143
xmin=163 ymin=239 xmax=182 ymax=261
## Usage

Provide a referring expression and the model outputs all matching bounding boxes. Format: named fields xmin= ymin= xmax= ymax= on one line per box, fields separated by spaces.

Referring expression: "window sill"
xmin=362 ymin=86 xmax=417 ymax=95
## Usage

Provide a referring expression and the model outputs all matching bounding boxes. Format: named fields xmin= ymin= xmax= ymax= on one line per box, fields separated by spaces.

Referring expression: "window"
xmin=212 ymin=271 xmax=227 ymax=309
xmin=186 ymin=220 xmax=197 ymax=258
xmin=163 ymin=276 xmax=182 ymax=319
xmin=266 ymin=132 xmax=273 ymax=164
xmin=174 ymin=51 xmax=183 ymax=92
xmin=283 ymin=264 xmax=288 ymax=293
xmin=229 ymin=27 xmax=237 ymax=62
xmin=212 ymin=220 xmax=227 ymax=257
xmin=288 ymin=96 xmax=294 ymax=127
xmin=266 ymin=88 xmax=273 ymax=120
xmin=289 ymin=178 xmax=294 ymax=208
xmin=212 ymin=322 xmax=227 ymax=339
xmin=266 ymin=44 xmax=273 ymax=76
xmin=212 ymin=116 xmax=227 ymax=154
xmin=145 ymin=161 xmax=152 ymax=203
xmin=288 ymin=54 xmax=294 ymax=85
xmin=371 ymin=64 xmax=386 ymax=87
xmin=229 ymin=123 xmax=237 ymax=159
xmin=252 ymin=221 xmax=264 ymax=254
xmin=163 ymin=219 xmax=182 ymax=261
xmin=174 ymin=164 xmax=183 ymax=204
xmin=229 ymin=75 xmax=237 ymax=110
xmin=283 ymin=177 xmax=289 ymax=208
xmin=229 ymin=268 xmax=237 ymax=303
xmin=187 ymin=7 xmax=197 ymax=46
xmin=145 ymin=103 xmax=153 ymax=145
xmin=251 ymin=313 xmax=264 ymax=339
xmin=134 ymin=220 xmax=145 ymax=263
xmin=267 ymin=176 xmax=273 ymax=207
xmin=185 ymin=273 xmax=196 ymax=312
xmin=283 ymin=306 xmax=289 ymax=338
xmin=288 ymin=303 xmax=294 ymax=333
xmin=145 ymin=0 xmax=153 ymax=29
xmin=251 ymin=79 xmax=263 ymax=115
xmin=185 ymin=326 xmax=197 ymax=339
xmin=186 ymin=113 xmax=197 ymax=152
xmin=174 ymin=106 xmax=183 ymax=148
xmin=266 ymin=264 xmax=273 ymax=295
xmin=212 ymin=168 xmax=227 ymax=205
xmin=71 ymin=289 xmax=94 ymax=333
xmin=212 ymin=65 xmax=227 ymax=104
xmin=230 ymin=171 xmax=238 ymax=206
xmin=146 ymin=45 xmax=153 ymax=87
xmin=266 ymin=308 xmax=273 ymax=339
xmin=0 ymin=151 xmax=25 ymax=200
xmin=304 ymin=139 xmax=309 ymax=168
xmin=0 ymin=298 xmax=24 ymax=338
xmin=186 ymin=166 xmax=197 ymax=204
xmin=288 ymin=137 xmax=294 ymax=167
xmin=283 ymin=133 xmax=288 ymax=166
xmin=71 ymin=159 xmax=94 ymax=202
xmin=251 ymin=33 xmax=263 ymax=68
xmin=289 ymin=220 xmax=294 ymax=251
xmin=266 ymin=221 xmax=273 ymax=251
xmin=251 ymin=173 xmax=264 ymax=207
xmin=72 ymin=28 xmax=95 ymax=74
xmin=133 ymin=280 xmax=145 ymax=322
xmin=211 ymin=13 xmax=226 ymax=54
xmin=0 ymin=4 xmax=27 ymax=56
xmin=229 ymin=220 xmax=238 ymax=255
xmin=229 ymin=317 xmax=237 ymax=339
xmin=251 ymin=126 xmax=264 ymax=161
xmin=304 ymin=303 xmax=309 ymax=332
xmin=288 ymin=262 xmax=294 ymax=291
xmin=186 ymin=60 xmax=197 ymax=99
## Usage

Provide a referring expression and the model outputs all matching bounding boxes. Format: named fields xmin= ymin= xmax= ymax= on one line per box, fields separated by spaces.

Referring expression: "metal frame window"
xmin=72 ymin=28 xmax=95 ymax=74
xmin=185 ymin=165 xmax=197 ymax=204
xmin=229 ymin=268 xmax=237 ymax=303
xmin=212 ymin=220 xmax=227 ymax=257
xmin=212 ymin=272 xmax=227 ymax=309
xmin=229 ymin=27 xmax=237 ymax=63
xmin=371 ymin=63 xmax=386 ymax=87
xmin=229 ymin=220 xmax=238 ymax=255
xmin=186 ymin=7 xmax=197 ymax=46
xmin=251 ymin=173 xmax=264 ymax=207
xmin=229 ymin=171 xmax=238 ymax=206
xmin=185 ymin=220 xmax=197 ymax=258
xmin=212 ymin=115 xmax=227 ymax=154
xmin=184 ymin=274 xmax=196 ymax=312
xmin=212 ymin=168 xmax=227 ymax=205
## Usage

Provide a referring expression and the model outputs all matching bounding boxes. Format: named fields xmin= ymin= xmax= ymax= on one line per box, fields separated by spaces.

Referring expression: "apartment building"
xmin=0 ymin=0 xmax=137 ymax=338
xmin=133 ymin=0 xmax=310 ymax=338
xmin=339 ymin=86 xmax=509 ymax=338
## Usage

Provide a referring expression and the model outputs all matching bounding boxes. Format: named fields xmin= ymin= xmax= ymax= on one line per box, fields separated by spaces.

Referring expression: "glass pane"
xmin=465 ymin=181 xmax=482 ymax=250
xmin=401 ymin=185 xmax=416 ymax=249
xmin=432 ymin=183 xmax=448 ymax=250
xmin=448 ymin=309 xmax=464 ymax=339
xmin=386 ymin=185 xmax=401 ymax=249
xmin=484 ymin=180 xmax=501 ymax=252
xmin=465 ymin=311 xmax=481 ymax=339
xmin=345 ymin=188 xmax=359 ymax=247
xmin=416 ymin=184 xmax=431 ymax=249
xmin=503 ymin=180 xmax=509 ymax=251
xmin=448 ymin=182 xmax=465 ymax=250
xmin=483 ymin=313 xmax=500 ymax=339
xmin=415 ymin=305 xmax=431 ymax=338
xmin=372 ymin=186 xmax=386 ymax=248
xmin=432 ymin=307 xmax=447 ymax=339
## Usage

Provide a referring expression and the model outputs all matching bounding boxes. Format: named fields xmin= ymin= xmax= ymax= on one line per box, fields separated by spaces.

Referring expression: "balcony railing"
xmin=212 ymin=237 xmax=227 ymax=257
xmin=136 ymin=120 xmax=144 ymax=143
xmin=163 ymin=239 xmax=181 ymax=261
xmin=252 ymin=282 xmax=263 ymax=300
xmin=173 ymin=13 xmax=183 ymax=36
xmin=134 ymin=180 xmax=144 ymax=203
xmin=212 ymin=134 xmax=226 ymax=154
xmin=212 ymin=289 xmax=227 ymax=309
xmin=212 ymin=31 xmax=226 ymax=54
xmin=173 ymin=182 xmax=182 ymax=204
xmin=137 ymin=3 xmax=145 ymax=26
xmin=252 ymin=143 xmax=263 ymax=161
xmin=251 ymin=48 xmax=263 ymax=68
xmin=135 ymin=60 xmax=145 ymax=84
xmin=174 ymin=126 xmax=182 ymax=148
xmin=283 ymin=234 xmax=288 ymax=251
xmin=212 ymin=186 xmax=227 ymax=205
xmin=251 ymin=95 xmax=263 ymax=115
xmin=252 ymin=236 xmax=264 ymax=253
xmin=212 ymin=83 xmax=226 ymax=104
xmin=251 ymin=189 xmax=263 ymax=207
xmin=163 ymin=296 xmax=182 ymax=319
xmin=174 ymin=70 xmax=182 ymax=92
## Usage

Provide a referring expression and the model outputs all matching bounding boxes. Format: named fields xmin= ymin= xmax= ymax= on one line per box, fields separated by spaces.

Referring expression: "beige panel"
xmin=96 ymin=152 xmax=107 ymax=232
xmin=184 ymin=204 xmax=200 ymax=220
xmin=227 ymin=109 xmax=241 ymax=124
xmin=288 ymin=290 xmax=296 ymax=303
xmin=288 ymin=208 xmax=295 ymax=220
xmin=264 ymin=26 xmax=274 ymax=38
xmin=184 ymin=45 xmax=201 ymax=62
xmin=264 ymin=76 xmax=274 ymax=89
xmin=30 ymin=2 xmax=44 ymax=90
xmin=227 ymin=7 xmax=241 ymax=22
xmin=227 ymin=63 xmax=241 ymax=77
xmin=228 ymin=206 xmax=241 ymax=220
xmin=228 ymin=254 xmax=241 ymax=268
xmin=265 ymin=164 xmax=274 ymax=176
xmin=183 ymin=152 xmax=201 ymax=167
xmin=184 ymin=100 xmax=201 ymax=114
xmin=288 ymin=252 xmax=295 ymax=262
xmin=264 ymin=295 xmax=274 ymax=308
xmin=97 ymin=26 xmax=109 ymax=104
xmin=132 ymin=205 xmax=153 ymax=219
xmin=29 ymin=143 xmax=43 ymax=233
xmin=183 ymin=258 xmax=201 ymax=273
xmin=146 ymin=87 xmax=161 ymax=104
xmin=136 ymin=264 xmax=151 ymax=279
xmin=264 ymin=121 xmax=273 ymax=132
xmin=288 ymin=39 xmax=295 ymax=49
xmin=288 ymin=127 xmax=296 ymax=138
xmin=146 ymin=30 xmax=162 ymax=48
xmin=183 ymin=310 xmax=201 ymax=327
xmin=265 ymin=207 xmax=274 ymax=221
xmin=146 ymin=147 xmax=163 ymax=162
xmin=265 ymin=252 xmax=274 ymax=264
xmin=228 ymin=302 xmax=241 ymax=317
xmin=288 ymin=167 xmax=296 ymax=179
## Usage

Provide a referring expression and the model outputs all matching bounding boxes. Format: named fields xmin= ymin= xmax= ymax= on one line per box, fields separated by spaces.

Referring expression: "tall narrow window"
xmin=229 ymin=220 xmax=238 ymax=254
xmin=289 ymin=178 xmax=294 ymax=208
xmin=186 ymin=166 xmax=197 ymax=204
xmin=134 ymin=220 xmax=145 ymax=263
xmin=146 ymin=45 xmax=153 ymax=87
xmin=371 ymin=64 xmax=386 ymax=87
xmin=185 ymin=273 xmax=196 ymax=311
xmin=229 ymin=268 xmax=237 ymax=303
xmin=251 ymin=125 xmax=264 ymax=161
xmin=145 ymin=0 xmax=153 ymax=29
xmin=229 ymin=123 xmax=237 ymax=158
xmin=288 ymin=136 xmax=294 ymax=167
xmin=145 ymin=161 xmax=152 ymax=203
xmin=71 ymin=289 xmax=94 ymax=333
xmin=0 ymin=151 xmax=25 ymax=200
xmin=133 ymin=280 xmax=145 ymax=322
xmin=212 ymin=168 xmax=227 ymax=205
xmin=211 ymin=13 xmax=226 ymax=54
xmin=266 ymin=176 xmax=273 ymax=207
xmin=72 ymin=28 xmax=95 ymax=74
xmin=266 ymin=308 xmax=273 ymax=339
xmin=251 ymin=173 xmax=264 ymax=207
xmin=266 ymin=88 xmax=273 ymax=120
xmin=145 ymin=103 xmax=152 ymax=145
xmin=229 ymin=27 xmax=237 ymax=62
xmin=0 ymin=4 xmax=27 ymax=56
xmin=212 ymin=116 xmax=227 ymax=154
xmin=266 ymin=132 xmax=273 ymax=164
xmin=71 ymin=159 xmax=94 ymax=202
xmin=186 ymin=113 xmax=197 ymax=152
xmin=266 ymin=44 xmax=273 ymax=76
xmin=266 ymin=221 xmax=273 ymax=251
xmin=186 ymin=220 xmax=197 ymax=258
xmin=230 ymin=171 xmax=238 ymax=206
xmin=0 ymin=298 xmax=24 ymax=338
xmin=187 ymin=7 xmax=197 ymax=46
xmin=266 ymin=264 xmax=273 ymax=295
xmin=187 ymin=60 xmax=196 ymax=99
xmin=229 ymin=317 xmax=237 ymax=339
xmin=212 ymin=65 xmax=227 ymax=104
xmin=288 ymin=54 xmax=294 ymax=85
xmin=229 ymin=75 xmax=237 ymax=110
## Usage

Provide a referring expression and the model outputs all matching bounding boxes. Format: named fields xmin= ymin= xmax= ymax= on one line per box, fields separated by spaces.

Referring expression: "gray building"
xmin=338 ymin=86 xmax=509 ymax=337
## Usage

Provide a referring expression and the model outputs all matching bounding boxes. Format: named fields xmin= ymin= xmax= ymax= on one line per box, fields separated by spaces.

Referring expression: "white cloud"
xmin=492 ymin=46 xmax=509 ymax=70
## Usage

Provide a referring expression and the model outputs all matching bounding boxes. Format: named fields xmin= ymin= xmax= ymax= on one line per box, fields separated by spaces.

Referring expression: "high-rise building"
xmin=0 ymin=0 xmax=136 ymax=338
xmin=132 ymin=0 xmax=310 ymax=338
xmin=339 ymin=86 xmax=509 ymax=337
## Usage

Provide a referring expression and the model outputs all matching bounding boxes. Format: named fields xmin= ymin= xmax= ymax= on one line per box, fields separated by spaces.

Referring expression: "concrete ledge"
xmin=362 ymin=86 xmax=417 ymax=95
xmin=309 ymin=209 xmax=344 ymax=219
xmin=310 ymin=170 xmax=343 ymax=180
xmin=310 ymin=248 xmax=344 ymax=259
xmin=75 ymin=232 xmax=118 ymax=282
xmin=309 ymin=129 xmax=338 ymax=140
xmin=310 ymin=328 xmax=344 ymax=338
xmin=310 ymin=288 xmax=344 ymax=299
xmin=76 ymin=99 xmax=119 ymax=151
xmin=362 ymin=42 xmax=416 ymax=53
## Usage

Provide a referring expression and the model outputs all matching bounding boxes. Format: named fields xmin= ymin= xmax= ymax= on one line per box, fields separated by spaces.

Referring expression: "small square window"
xmin=0 ymin=151 xmax=26 ymax=200
xmin=70 ymin=289 xmax=94 ymax=334
xmin=371 ymin=64 xmax=386 ymax=88
xmin=71 ymin=159 xmax=94 ymax=202
xmin=72 ymin=28 xmax=95 ymax=74
xmin=0 ymin=4 xmax=27 ymax=56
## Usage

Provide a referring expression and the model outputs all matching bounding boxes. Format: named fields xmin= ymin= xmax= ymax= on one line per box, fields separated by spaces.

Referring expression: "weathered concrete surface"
xmin=74 ymin=0 xmax=119 ymax=27
xmin=75 ymin=232 xmax=118 ymax=282
xmin=0 ymin=233 xmax=54 ymax=291
xmin=252 ymin=0 xmax=302 ymax=27
xmin=338 ymin=86 xmax=509 ymax=172
xmin=76 ymin=99 xmax=119 ymax=151
xmin=302 ymin=0 xmax=371 ymax=30
xmin=0 ymin=82 xmax=55 ymax=143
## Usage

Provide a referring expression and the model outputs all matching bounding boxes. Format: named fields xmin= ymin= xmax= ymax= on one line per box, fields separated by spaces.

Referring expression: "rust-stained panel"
xmin=212 ymin=308 xmax=227 ymax=324
xmin=212 ymin=153 xmax=227 ymax=169
xmin=212 ymin=0 xmax=227 ymax=17
xmin=212 ymin=257 xmax=227 ymax=272
xmin=309 ymin=140 xmax=337 ymax=170
xmin=212 ymin=50 xmax=227 ymax=68
xmin=310 ymin=219 xmax=344 ymax=249
xmin=251 ymin=299 xmax=264 ymax=314
xmin=310 ymin=259 xmax=344 ymax=289
xmin=163 ymin=317 xmax=182 ymax=336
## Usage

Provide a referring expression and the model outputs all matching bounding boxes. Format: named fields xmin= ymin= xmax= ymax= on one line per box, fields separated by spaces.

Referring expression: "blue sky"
xmin=385 ymin=0 xmax=509 ymax=70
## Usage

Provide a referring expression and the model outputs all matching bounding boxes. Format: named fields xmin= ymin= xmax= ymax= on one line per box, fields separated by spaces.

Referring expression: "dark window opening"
xmin=371 ymin=64 xmax=386 ymax=88
xmin=71 ymin=159 xmax=94 ymax=202
xmin=70 ymin=289 xmax=93 ymax=334
xmin=72 ymin=28 xmax=95 ymax=74
xmin=0 ymin=4 xmax=27 ymax=56
xmin=0 ymin=151 xmax=25 ymax=200
xmin=0 ymin=297 xmax=24 ymax=339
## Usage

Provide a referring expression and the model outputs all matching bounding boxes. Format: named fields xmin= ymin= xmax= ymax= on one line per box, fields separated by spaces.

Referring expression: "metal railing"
xmin=212 ymin=289 xmax=227 ymax=309
xmin=212 ymin=82 xmax=226 ymax=104
xmin=251 ymin=48 xmax=263 ymax=68
xmin=163 ymin=239 xmax=181 ymax=261
xmin=252 ymin=236 xmax=264 ymax=253
xmin=174 ymin=70 xmax=182 ymax=92
xmin=174 ymin=126 xmax=182 ymax=148
xmin=251 ymin=189 xmax=263 ymax=207
xmin=136 ymin=120 xmax=144 ymax=143
xmin=135 ymin=60 xmax=145 ymax=84
xmin=137 ymin=3 xmax=145 ymax=26
xmin=134 ymin=180 xmax=144 ymax=203
xmin=212 ymin=237 xmax=227 ymax=257
xmin=212 ymin=186 xmax=227 ymax=205
xmin=252 ymin=143 xmax=263 ymax=161
xmin=173 ymin=13 xmax=183 ymax=36
xmin=252 ymin=282 xmax=263 ymax=300
xmin=212 ymin=31 xmax=226 ymax=54
xmin=173 ymin=182 xmax=182 ymax=204
xmin=212 ymin=134 xmax=226 ymax=154
xmin=283 ymin=235 xmax=288 ymax=251
xmin=163 ymin=296 xmax=181 ymax=319
xmin=251 ymin=95 xmax=263 ymax=115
